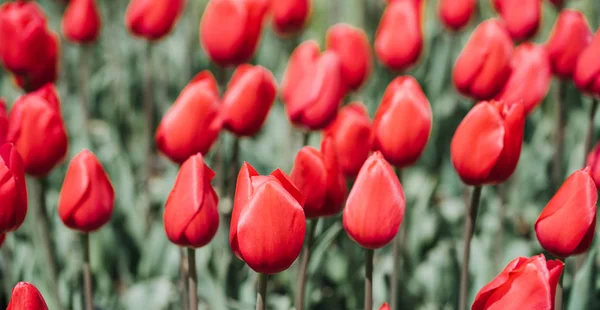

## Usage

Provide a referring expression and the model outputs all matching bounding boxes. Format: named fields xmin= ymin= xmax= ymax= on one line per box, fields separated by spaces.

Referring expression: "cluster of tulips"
xmin=0 ymin=0 xmax=599 ymax=309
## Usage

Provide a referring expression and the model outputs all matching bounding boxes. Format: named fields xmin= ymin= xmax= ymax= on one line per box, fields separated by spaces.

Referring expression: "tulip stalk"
xmin=584 ymin=98 xmax=599 ymax=164
xmin=302 ymin=131 xmax=311 ymax=147
xmin=179 ymin=248 xmax=189 ymax=310
xmin=187 ymin=248 xmax=198 ymax=310
xmin=82 ymin=233 xmax=93 ymax=310
xmin=256 ymin=273 xmax=268 ymax=310
xmin=459 ymin=186 xmax=483 ymax=310
xmin=552 ymin=81 xmax=567 ymax=191
xmin=365 ymin=249 xmax=374 ymax=310
xmin=80 ymin=44 xmax=92 ymax=132
xmin=390 ymin=168 xmax=402 ymax=310
xmin=296 ymin=218 xmax=319 ymax=310
xmin=143 ymin=42 xmax=155 ymax=200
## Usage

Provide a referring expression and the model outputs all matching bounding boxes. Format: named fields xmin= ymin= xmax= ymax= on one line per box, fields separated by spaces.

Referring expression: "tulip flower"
xmin=587 ymin=143 xmax=600 ymax=189
xmin=201 ymin=0 xmax=270 ymax=66
xmin=546 ymin=10 xmax=592 ymax=79
xmin=492 ymin=0 xmax=541 ymax=41
xmin=574 ymin=30 xmax=600 ymax=96
xmin=379 ymin=303 xmax=391 ymax=310
xmin=324 ymin=102 xmax=372 ymax=177
xmin=125 ymin=0 xmax=185 ymax=40
xmin=472 ymin=254 xmax=563 ymax=310
xmin=0 ymin=143 xmax=27 ymax=234
xmin=155 ymin=71 xmax=221 ymax=164
xmin=6 ymin=84 xmax=68 ymax=177
xmin=219 ymin=65 xmax=277 ymax=137
xmin=7 ymin=282 xmax=49 ymax=310
xmin=0 ymin=99 xmax=7 ymax=144
xmin=272 ymin=0 xmax=311 ymax=35
xmin=535 ymin=168 xmax=597 ymax=258
xmin=326 ymin=23 xmax=372 ymax=91
xmin=496 ymin=43 xmax=552 ymax=115
xmin=438 ymin=0 xmax=475 ymax=31
xmin=62 ymin=0 xmax=102 ymax=43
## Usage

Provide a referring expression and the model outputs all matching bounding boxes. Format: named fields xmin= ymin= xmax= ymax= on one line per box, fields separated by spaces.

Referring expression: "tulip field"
xmin=2 ymin=0 xmax=600 ymax=309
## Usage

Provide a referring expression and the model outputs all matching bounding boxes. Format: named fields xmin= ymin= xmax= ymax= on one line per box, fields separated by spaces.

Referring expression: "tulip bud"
xmin=326 ymin=23 xmax=372 ymax=91
xmin=7 ymin=282 xmax=49 ymax=310
xmin=125 ymin=0 xmax=185 ymax=40
xmin=62 ymin=0 xmax=101 ymax=43
xmin=451 ymin=100 xmax=525 ymax=185
xmin=496 ymin=43 xmax=552 ymax=115
xmin=219 ymin=64 xmax=277 ymax=137
xmin=324 ymin=103 xmax=372 ymax=177
xmin=164 ymin=153 xmax=219 ymax=248
xmin=546 ymin=10 xmax=592 ymax=79
xmin=379 ymin=303 xmax=391 ymax=310
xmin=535 ymin=168 xmax=597 ymax=257
xmin=0 ymin=143 xmax=27 ymax=234
xmin=0 ymin=99 xmax=8 ymax=144
xmin=574 ymin=30 xmax=600 ymax=96
xmin=272 ymin=0 xmax=311 ymax=35
xmin=201 ymin=0 xmax=270 ymax=66
xmin=230 ymin=163 xmax=306 ymax=274
xmin=343 ymin=152 xmax=405 ymax=249
xmin=156 ymin=71 xmax=221 ymax=164
xmin=472 ymin=254 xmax=563 ymax=310
xmin=372 ymin=76 xmax=432 ymax=168
xmin=586 ymin=143 xmax=600 ymax=189
xmin=438 ymin=0 xmax=475 ymax=31
xmin=290 ymin=135 xmax=347 ymax=218
xmin=492 ymin=0 xmax=541 ymax=41
xmin=6 ymin=84 xmax=68 ymax=177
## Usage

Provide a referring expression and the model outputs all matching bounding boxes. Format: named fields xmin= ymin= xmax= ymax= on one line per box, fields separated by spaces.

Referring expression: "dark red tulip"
xmin=379 ymin=303 xmax=391 ymax=310
xmin=272 ymin=0 xmax=311 ymax=35
xmin=472 ymin=254 xmax=563 ymax=310
xmin=164 ymin=153 xmax=219 ymax=248
xmin=62 ymin=0 xmax=102 ymax=43
xmin=535 ymin=168 xmax=597 ymax=257
xmin=451 ymin=100 xmax=525 ymax=185
xmin=546 ymin=10 xmax=592 ymax=79
xmin=0 ymin=143 xmax=27 ymax=234
xmin=343 ymin=152 xmax=405 ymax=249
xmin=492 ymin=0 xmax=541 ymax=41
xmin=453 ymin=19 xmax=513 ymax=100
xmin=326 ymin=23 xmax=372 ymax=91
xmin=7 ymin=282 xmax=49 ymax=310
xmin=155 ymin=71 xmax=221 ymax=164
xmin=496 ymin=43 xmax=552 ymax=115
xmin=230 ymin=162 xmax=306 ymax=274
xmin=324 ymin=102 xmax=372 ymax=177
xmin=0 ymin=99 xmax=7 ymax=144
xmin=125 ymin=0 xmax=185 ymax=40
xmin=219 ymin=64 xmax=277 ymax=137
xmin=574 ymin=30 xmax=600 ymax=96
xmin=438 ymin=0 xmax=475 ymax=31
xmin=586 ymin=143 xmax=600 ymax=189
xmin=6 ymin=84 xmax=68 ymax=177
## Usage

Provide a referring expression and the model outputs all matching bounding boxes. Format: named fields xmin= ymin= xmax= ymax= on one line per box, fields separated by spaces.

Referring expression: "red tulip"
xmin=375 ymin=0 xmax=423 ymax=71
xmin=125 ymin=0 xmax=185 ymax=40
xmin=379 ymin=303 xmax=391 ymax=310
xmin=0 ymin=143 xmax=27 ymax=234
xmin=201 ymin=0 xmax=270 ymax=66
xmin=586 ymin=143 xmax=600 ymax=189
xmin=219 ymin=64 xmax=277 ymax=137
xmin=326 ymin=23 xmax=372 ymax=91
xmin=62 ymin=0 xmax=102 ymax=43
xmin=451 ymin=100 xmax=525 ymax=185
xmin=272 ymin=0 xmax=311 ymax=35
xmin=492 ymin=0 xmax=541 ymax=41
xmin=472 ymin=254 xmax=563 ymax=310
xmin=574 ymin=30 xmax=600 ymax=96
xmin=438 ymin=0 xmax=475 ymax=31
xmin=7 ymin=282 xmax=49 ymax=310
xmin=155 ymin=71 xmax=221 ymax=164
xmin=372 ymin=76 xmax=432 ymax=168
xmin=535 ymin=168 xmax=597 ymax=257
xmin=6 ymin=84 xmax=68 ymax=177
xmin=324 ymin=102 xmax=372 ymax=177
xmin=230 ymin=163 xmax=306 ymax=274
xmin=164 ymin=153 xmax=219 ymax=248
xmin=0 ymin=99 xmax=8 ymax=144
xmin=290 ymin=135 xmax=347 ymax=218
xmin=546 ymin=10 xmax=592 ymax=79
xmin=343 ymin=152 xmax=405 ymax=249
xmin=496 ymin=43 xmax=552 ymax=115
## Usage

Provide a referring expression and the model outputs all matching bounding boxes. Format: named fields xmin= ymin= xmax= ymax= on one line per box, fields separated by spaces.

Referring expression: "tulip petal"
xmin=290 ymin=146 xmax=327 ymax=217
xmin=230 ymin=162 xmax=259 ymax=257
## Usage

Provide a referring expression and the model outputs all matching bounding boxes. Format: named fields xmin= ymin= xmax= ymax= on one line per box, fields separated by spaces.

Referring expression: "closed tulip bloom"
xmin=451 ymin=100 xmax=525 ymax=185
xmin=343 ymin=152 xmax=405 ymax=249
xmin=155 ymin=71 xmax=220 ymax=164
xmin=62 ymin=0 xmax=101 ymax=43
xmin=219 ymin=64 xmax=277 ymax=137
xmin=0 ymin=143 xmax=27 ymax=234
xmin=546 ymin=10 xmax=592 ymax=79
xmin=586 ymin=143 xmax=600 ymax=189
xmin=379 ymin=303 xmax=391 ymax=310
xmin=125 ymin=0 xmax=185 ymax=40
xmin=272 ymin=0 xmax=311 ymax=35
xmin=472 ymin=254 xmax=563 ymax=310
xmin=230 ymin=163 xmax=306 ymax=274
xmin=6 ymin=84 xmax=68 ymax=177
xmin=7 ymin=282 xmax=49 ymax=310
xmin=492 ymin=0 xmax=541 ymax=41
xmin=0 ymin=99 xmax=7 ymax=144
xmin=535 ymin=168 xmax=597 ymax=257
xmin=326 ymin=23 xmax=372 ymax=91
xmin=574 ymin=31 xmax=600 ymax=96
xmin=438 ymin=0 xmax=475 ymax=31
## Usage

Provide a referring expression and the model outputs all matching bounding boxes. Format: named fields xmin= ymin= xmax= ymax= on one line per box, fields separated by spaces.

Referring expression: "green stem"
xmin=82 ymin=234 xmax=93 ymax=310
xmin=296 ymin=219 xmax=319 ymax=310
xmin=365 ymin=249 xmax=374 ymax=310
xmin=584 ymin=98 xmax=598 ymax=165
xmin=391 ymin=168 xmax=402 ymax=310
xmin=179 ymin=248 xmax=189 ymax=310
xmin=302 ymin=131 xmax=311 ymax=147
xmin=553 ymin=81 xmax=567 ymax=192
xmin=187 ymin=248 xmax=198 ymax=310
xmin=256 ymin=273 xmax=268 ymax=310
xmin=458 ymin=186 xmax=483 ymax=310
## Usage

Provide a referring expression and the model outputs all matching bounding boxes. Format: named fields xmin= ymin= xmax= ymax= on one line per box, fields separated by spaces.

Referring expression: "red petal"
xmin=230 ymin=162 xmax=259 ymax=258
xmin=7 ymin=282 xmax=49 ymax=310
xmin=290 ymin=146 xmax=327 ymax=218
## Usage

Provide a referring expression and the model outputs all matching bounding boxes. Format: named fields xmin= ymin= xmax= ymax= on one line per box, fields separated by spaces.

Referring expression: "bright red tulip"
xmin=155 ymin=71 xmax=221 ymax=164
xmin=379 ymin=303 xmax=391 ymax=310
xmin=62 ymin=0 xmax=101 ymax=43
xmin=324 ymin=102 xmax=372 ymax=177
xmin=219 ymin=64 xmax=277 ymax=137
xmin=230 ymin=163 xmax=306 ymax=274
xmin=492 ymin=0 xmax=541 ymax=41
xmin=164 ymin=153 xmax=219 ymax=248
xmin=472 ymin=254 xmax=563 ymax=310
xmin=546 ymin=10 xmax=592 ymax=79
xmin=272 ymin=0 xmax=311 ymax=35
xmin=438 ymin=0 xmax=475 ymax=31
xmin=6 ymin=84 xmax=68 ymax=177
xmin=496 ymin=43 xmax=552 ymax=115
xmin=343 ymin=152 xmax=405 ymax=249
xmin=7 ymin=282 xmax=49 ymax=310
xmin=0 ymin=143 xmax=27 ymax=235
xmin=326 ymin=23 xmax=372 ymax=91
xmin=574 ymin=30 xmax=600 ymax=96
xmin=451 ymin=100 xmax=525 ymax=185
xmin=0 ymin=99 xmax=7 ymax=144
xmin=586 ymin=143 xmax=600 ymax=189
xmin=201 ymin=0 xmax=270 ymax=66
xmin=125 ymin=0 xmax=185 ymax=40
xmin=535 ymin=168 xmax=597 ymax=257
